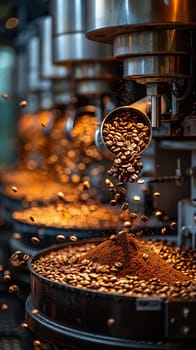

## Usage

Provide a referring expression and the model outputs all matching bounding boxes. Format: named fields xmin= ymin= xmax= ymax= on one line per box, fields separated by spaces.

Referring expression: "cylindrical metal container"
xmin=52 ymin=80 xmax=75 ymax=106
xmin=95 ymin=106 xmax=152 ymax=159
xmin=36 ymin=16 xmax=77 ymax=107
xmin=85 ymin=0 xmax=196 ymax=82
xmin=50 ymin=0 xmax=114 ymax=64
xmin=14 ymin=50 xmax=27 ymax=101
xmin=8 ymin=200 xmax=122 ymax=300
xmin=37 ymin=16 xmax=71 ymax=80
xmin=86 ymin=0 xmax=196 ymax=43
xmin=50 ymin=0 xmax=121 ymax=127
xmin=26 ymin=239 xmax=196 ymax=349
xmin=73 ymin=62 xmax=121 ymax=97
xmin=26 ymin=35 xmax=52 ymax=93
xmin=73 ymin=62 xmax=120 ymax=81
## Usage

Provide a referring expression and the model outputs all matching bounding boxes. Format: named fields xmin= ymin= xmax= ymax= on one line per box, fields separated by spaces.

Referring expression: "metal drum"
xmin=85 ymin=0 xmax=196 ymax=127
xmin=85 ymin=0 xmax=196 ymax=81
xmin=26 ymin=238 xmax=196 ymax=350
xmin=50 ymin=0 xmax=113 ymax=65
xmin=9 ymin=202 xmax=122 ymax=300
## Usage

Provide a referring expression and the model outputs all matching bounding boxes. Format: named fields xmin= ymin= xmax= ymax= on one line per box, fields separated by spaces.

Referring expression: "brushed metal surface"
xmin=51 ymin=0 xmax=114 ymax=63
xmin=37 ymin=16 xmax=70 ymax=80
xmin=86 ymin=0 xmax=196 ymax=43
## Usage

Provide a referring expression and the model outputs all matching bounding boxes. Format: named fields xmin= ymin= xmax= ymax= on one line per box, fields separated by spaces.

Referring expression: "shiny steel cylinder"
xmin=114 ymin=30 xmax=192 ymax=82
xmin=37 ymin=16 xmax=71 ymax=80
xmin=26 ymin=35 xmax=52 ymax=93
xmin=52 ymin=80 xmax=75 ymax=105
xmin=86 ymin=0 xmax=196 ymax=82
xmin=73 ymin=62 xmax=120 ymax=80
xmin=38 ymin=91 xmax=54 ymax=110
xmin=151 ymin=95 xmax=161 ymax=129
xmin=75 ymin=80 xmax=115 ymax=97
xmin=50 ymin=0 xmax=113 ymax=64
xmin=73 ymin=62 xmax=120 ymax=96
xmin=123 ymin=55 xmax=190 ymax=83
xmin=14 ymin=50 xmax=27 ymax=100
xmin=86 ymin=0 xmax=196 ymax=43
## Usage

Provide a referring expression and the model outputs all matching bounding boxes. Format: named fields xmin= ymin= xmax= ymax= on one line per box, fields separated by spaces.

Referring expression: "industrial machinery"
xmin=1 ymin=0 xmax=122 ymax=297
xmin=1 ymin=1 xmax=196 ymax=350
xmin=24 ymin=1 xmax=196 ymax=350
xmin=85 ymin=0 xmax=196 ymax=245
xmin=47 ymin=0 xmax=123 ymax=199
xmin=49 ymin=0 xmax=121 ymax=115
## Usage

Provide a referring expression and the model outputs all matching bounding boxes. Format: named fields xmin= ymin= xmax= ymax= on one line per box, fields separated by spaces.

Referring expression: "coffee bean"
xmin=142 ymin=253 xmax=149 ymax=260
xmin=170 ymin=222 xmax=177 ymax=230
xmin=110 ymin=199 xmax=118 ymax=206
xmin=103 ymin=112 xmax=150 ymax=185
xmin=1 ymin=304 xmax=8 ymax=311
xmin=11 ymin=186 xmax=18 ymax=192
xmin=107 ymin=318 xmax=115 ymax=326
xmin=141 ymin=215 xmax=148 ymax=222
xmin=56 ymin=235 xmax=66 ymax=242
xmin=69 ymin=235 xmax=78 ymax=242
xmin=1 ymin=93 xmax=9 ymax=99
xmin=121 ymin=202 xmax=129 ymax=211
xmin=31 ymin=236 xmax=40 ymax=244
xmin=19 ymin=100 xmax=28 ymax=107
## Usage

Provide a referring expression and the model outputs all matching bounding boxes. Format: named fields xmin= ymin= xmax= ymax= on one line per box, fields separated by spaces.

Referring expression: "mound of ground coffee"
xmin=78 ymin=231 xmax=189 ymax=283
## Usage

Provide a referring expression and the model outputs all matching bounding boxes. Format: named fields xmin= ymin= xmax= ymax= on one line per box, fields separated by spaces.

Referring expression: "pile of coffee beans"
xmin=102 ymin=110 xmax=150 ymax=184
xmin=31 ymin=239 xmax=196 ymax=301
xmin=4 ymin=180 xmax=79 ymax=205
xmin=12 ymin=203 xmax=125 ymax=231
xmin=72 ymin=114 xmax=102 ymax=162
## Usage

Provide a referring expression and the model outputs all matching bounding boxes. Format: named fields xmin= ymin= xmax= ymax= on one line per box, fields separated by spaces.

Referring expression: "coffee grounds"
xmin=78 ymin=231 xmax=189 ymax=283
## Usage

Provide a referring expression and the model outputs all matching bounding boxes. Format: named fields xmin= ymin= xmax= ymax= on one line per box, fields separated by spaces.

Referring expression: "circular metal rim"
xmin=26 ymin=295 xmax=191 ymax=350
xmin=76 ymin=80 xmax=115 ymax=97
xmin=113 ymin=30 xmax=193 ymax=57
xmin=122 ymin=56 xmax=190 ymax=82
xmin=27 ymin=240 xmax=164 ymax=345
xmin=12 ymin=217 xmax=116 ymax=239
xmin=26 ymin=240 xmax=196 ymax=348
xmin=52 ymin=33 xmax=113 ymax=65
xmin=27 ymin=238 xmax=136 ymax=297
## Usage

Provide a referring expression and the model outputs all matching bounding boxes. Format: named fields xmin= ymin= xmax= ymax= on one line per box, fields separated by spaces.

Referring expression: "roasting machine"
xmin=85 ymin=0 xmax=196 ymax=244
xmin=24 ymin=1 xmax=196 ymax=350
xmin=1 ymin=1 xmax=196 ymax=350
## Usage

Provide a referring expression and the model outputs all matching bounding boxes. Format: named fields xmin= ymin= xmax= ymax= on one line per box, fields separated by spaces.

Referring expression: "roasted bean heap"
xmin=31 ymin=239 xmax=196 ymax=301
xmin=103 ymin=111 xmax=150 ymax=184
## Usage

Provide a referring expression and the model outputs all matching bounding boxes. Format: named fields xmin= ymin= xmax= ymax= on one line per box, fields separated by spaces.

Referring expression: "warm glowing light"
xmin=5 ymin=17 xmax=19 ymax=30
xmin=12 ymin=232 xmax=21 ymax=239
